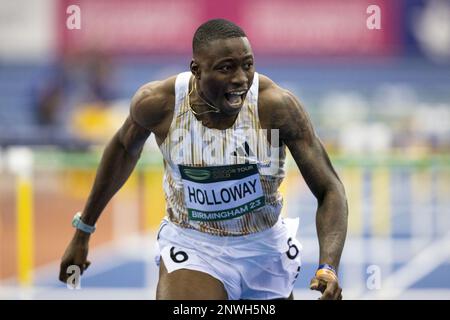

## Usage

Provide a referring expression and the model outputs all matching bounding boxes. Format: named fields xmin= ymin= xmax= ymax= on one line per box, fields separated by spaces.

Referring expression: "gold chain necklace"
xmin=188 ymin=77 xmax=221 ymax=116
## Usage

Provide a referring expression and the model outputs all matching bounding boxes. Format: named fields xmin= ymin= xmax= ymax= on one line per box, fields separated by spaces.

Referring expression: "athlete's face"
xmin=191 ymin=37 xmax=255 ymax=116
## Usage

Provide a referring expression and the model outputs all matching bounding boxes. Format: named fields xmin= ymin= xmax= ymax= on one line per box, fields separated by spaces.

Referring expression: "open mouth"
xmin=225 ymin=90 xmax=247 ymax=107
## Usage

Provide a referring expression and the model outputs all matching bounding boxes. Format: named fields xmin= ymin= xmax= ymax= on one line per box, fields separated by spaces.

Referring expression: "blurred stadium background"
xmin=1 ymin=0 xmax=449 ymax=300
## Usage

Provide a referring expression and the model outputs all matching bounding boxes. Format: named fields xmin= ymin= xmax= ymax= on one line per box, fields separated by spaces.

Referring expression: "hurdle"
xmin=6 ymin=147 xmax=34 ymax=287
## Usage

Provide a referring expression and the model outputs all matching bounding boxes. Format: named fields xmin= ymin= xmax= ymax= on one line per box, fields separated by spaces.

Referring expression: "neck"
xmin=189 ymin=78 xmax=220 ymax=116
xmin=188 ymin=77 xmax=239 ymax=129
xmin=201 ymin=111 xmax=239 ymax=130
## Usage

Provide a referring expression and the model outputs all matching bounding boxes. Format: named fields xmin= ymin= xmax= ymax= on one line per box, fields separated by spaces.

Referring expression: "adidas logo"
xmin=231 ymin=141 xmax=255 ymax=158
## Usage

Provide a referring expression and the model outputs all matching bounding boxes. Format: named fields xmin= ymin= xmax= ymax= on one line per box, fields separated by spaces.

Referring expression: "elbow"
xmin=318 ymin=181 xmax=348 ymax=212
xmin=333 ymin=179 xmax=347 ymax=203
xmin=334 ymin=181 xmax=348 ymax=217
xmin=122 ymin=143 xmax=144 ymax=160
xmin=336 ymin=180 xmax=347 ymax=203
xmin=112 ymin=133 xmax=143 ymax=160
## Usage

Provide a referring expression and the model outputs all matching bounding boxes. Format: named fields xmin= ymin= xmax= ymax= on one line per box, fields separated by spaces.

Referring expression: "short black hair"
xmin=193 ymin=19 xmax=246 ymax=55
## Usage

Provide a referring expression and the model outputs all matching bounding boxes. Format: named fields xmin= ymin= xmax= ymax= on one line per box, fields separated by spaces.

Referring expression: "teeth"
xmin=229 ymin=91 xmax=246 ymax=95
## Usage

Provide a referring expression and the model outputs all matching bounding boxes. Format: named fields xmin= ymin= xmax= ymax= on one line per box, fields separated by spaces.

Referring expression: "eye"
xmin=219 ymin=65 xmax=232 ymax=72
xmin=243 ymin=62 xmax=254 ymax=70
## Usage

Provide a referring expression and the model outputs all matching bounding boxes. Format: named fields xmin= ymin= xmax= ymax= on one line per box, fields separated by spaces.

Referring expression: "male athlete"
xmin=59 ymin=19 xmax=348 ymax=300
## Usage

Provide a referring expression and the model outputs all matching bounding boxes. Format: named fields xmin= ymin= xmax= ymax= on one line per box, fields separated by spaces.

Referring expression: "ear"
xmin=190 ymin=59 xmax=201 ymax=79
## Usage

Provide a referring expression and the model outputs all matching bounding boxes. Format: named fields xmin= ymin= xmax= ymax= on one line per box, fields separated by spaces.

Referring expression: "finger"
xmin=59 ymin=263 xmax=69 ymax=282
xmin=310 ymin=278 xmax=327 ymax=293
xmin=334 ymin=287 xmax=342 ymax=300
xmin=310 ymin=278 xmax=326 ymax=291
xmin=59 ymin=264 xmax=77 ymax=282
xmin=321 ymin=281 xmax=339 ymax=300
xmin=321 ymin=280 xmax=338 ymax=300
xmin=81 ymin=261 xmax=91 ymax=274
xmin=310 ymin=277 xmax=319 ymax=290
xmin=59 ymin=271 xmax=67 ymax=283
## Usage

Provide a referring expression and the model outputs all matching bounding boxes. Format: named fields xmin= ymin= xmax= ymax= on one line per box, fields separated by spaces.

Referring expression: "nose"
xmin=231 ymin=67 xmax=247 ymax=87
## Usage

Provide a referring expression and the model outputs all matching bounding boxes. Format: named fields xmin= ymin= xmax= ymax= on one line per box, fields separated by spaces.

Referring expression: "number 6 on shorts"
xmin=170 ymin=246 xmax=189 ymax=263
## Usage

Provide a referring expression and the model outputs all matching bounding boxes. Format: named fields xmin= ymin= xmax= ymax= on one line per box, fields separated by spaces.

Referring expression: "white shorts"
xmin=155 ymin=217 xmax=302 ymax=300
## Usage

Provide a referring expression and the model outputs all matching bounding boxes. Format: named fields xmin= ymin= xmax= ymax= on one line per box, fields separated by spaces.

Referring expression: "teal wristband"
xmin=72 ymin=212 xmax=96 ymax=234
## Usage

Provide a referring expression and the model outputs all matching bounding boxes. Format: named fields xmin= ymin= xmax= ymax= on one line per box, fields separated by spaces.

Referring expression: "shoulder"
xmin=258 ymin=74 xmax=285 ymax=106
xmin=258 ymin=74 xmax=312 ymax=140
xmin=130 ymin=75 xmax=177 ymax=132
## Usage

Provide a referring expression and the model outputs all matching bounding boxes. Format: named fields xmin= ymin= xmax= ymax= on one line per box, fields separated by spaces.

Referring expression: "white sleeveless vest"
xmin=158 ymin=72 xmax=286 ymax=236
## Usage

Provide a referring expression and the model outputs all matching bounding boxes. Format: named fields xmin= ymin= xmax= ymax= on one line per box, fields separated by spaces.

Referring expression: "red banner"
xmin=240 ymin=0 xmax=399 ymax=56
xmin=59 ymin=0 xmax=400 ymax=56
xmin=60 ymin=0 xmax=204 ymax=54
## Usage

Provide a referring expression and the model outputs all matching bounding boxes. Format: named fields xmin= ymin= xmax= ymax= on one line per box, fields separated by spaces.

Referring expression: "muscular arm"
xmin=274 ymin=90 xmax=348 ymax=271
xmin=59 ymin=80 xmax=173 ymax=283
xmin=79 ymin=117 xmax=149 ymax=226
xmin=74 ymin=80 xmax=171 ymax=238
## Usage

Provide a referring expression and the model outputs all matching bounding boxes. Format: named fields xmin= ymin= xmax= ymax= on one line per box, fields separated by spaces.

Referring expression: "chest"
xmin=164 ymin=116 xmax=270 ymax=166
